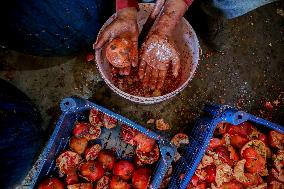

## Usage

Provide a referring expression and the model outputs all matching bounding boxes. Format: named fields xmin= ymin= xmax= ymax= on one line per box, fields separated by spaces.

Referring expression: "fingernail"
xmin=94 ymin=39 xmax=100 ymax=49
xmin=142 ymin=80 xmax=147 ymax=86
xmin=173 ymin=72 xmax=178 ymax=78
xmin=124 ymin=70 xmax=130 ymax=75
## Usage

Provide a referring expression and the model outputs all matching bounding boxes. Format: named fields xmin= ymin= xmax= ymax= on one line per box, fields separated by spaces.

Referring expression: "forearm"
xmin=153 ymin=0 xmax=193 ymax=35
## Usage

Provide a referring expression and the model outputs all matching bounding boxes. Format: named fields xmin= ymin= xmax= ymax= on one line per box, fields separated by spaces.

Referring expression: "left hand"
xmin=138 ymin=33 xmax=180 ymax=90
xmin=94 ymin=7 xmax=138 ymax=75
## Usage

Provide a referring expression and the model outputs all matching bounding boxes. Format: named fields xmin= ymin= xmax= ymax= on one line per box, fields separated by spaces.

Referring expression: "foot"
xmin=205 ymin=16 xmax=231 ymax=52
xmin=185 ymin=2 xmax=231 ymax=52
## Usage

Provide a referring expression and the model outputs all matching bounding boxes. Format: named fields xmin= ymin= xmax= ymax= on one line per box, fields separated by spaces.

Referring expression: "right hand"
xmin=139 ymin=32 xmax=180 ymax=90
xmin=138 ymin=0 xmax=188 ymax=90
xmin=94 ymin=7 xmax=138 ymax=75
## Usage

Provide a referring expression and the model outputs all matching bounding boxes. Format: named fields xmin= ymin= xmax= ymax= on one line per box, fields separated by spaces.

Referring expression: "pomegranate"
xmin=84 ymin=144 xmax=102 ymax=161
xmin=38 ymin=177 xmax=64 ymax=189
xmin=110 ymin=175 xmax=131 ymax=189
xmin=215 ymin=163 xmax=233 ymax=187
xmin=69 ymin=137 xmax=88 ymax=155
xmin=132 ymin=167 xmax=152 ymax=189
xmin=103 ymin=114 xmax=117 ymax=129
xmin=240 ymin=140 xmax=267 ymax=158
xmin=269 ymin=131 xmax=284 ymax=150
xmin=155 ymin=119 xmax=170 ymax=131
xmin=73 ymin=122 xmax=90 ymax=138
xmin=228 ymin=145 xmax=240 ymax=162
xmin=97 ymin=150 xmax=116 ymax=171
xmin=230 ymin=134 xmax=249 ymax=149
xmin=79 ymin=161 xmax=104 ymax=182
xmin=215 ymin=122 xmax=229 ymax=135
xmin=273 ymin=150 xmax=284 ymax=173
xmin=258 ymin=133 xmax=269 ymax=146
xmin=65 ymin=170 xmax=79 ymax=185
xmin=56 ymin=151 xmax=82 ymax=174
xmin=134 ymin=155 xmax=144 ymax=167
xmin=204 ymin=165 xmax=216 ymax=183
xmin=95 ymin=175 xmax=111 ymax=189
xmin=86 ymin=52 xmax=95 ymax=62
xmin=208 ymin=138 xmax=225 ymax=150
xmin=186 ymin=181 xmax=206 ymax=189
xmin=268 ymin=180 xmax=283 ymax=189
xmin=233 ymin=159 xmax=261 ymax=187
xmin=85 ymin=125 xmax=101 ymax=141
xmin=136 ymin=144 xmax=160 ymax=165
xmin=134 ymin=133 xmax=156 ymax=152
xmin=189 ymin=175 xmax=199 ymax=186
xmin=170 ymin=133 xmax=189 ymax=148
xmin=218 ymin=181 xmax=243 ymax=189
xmin=113 ymin=160 xmax=134 ymax=180
xmin=120 ymin=124 xmax=137 ymax=146
xmin=242 ymin=147 xmax=258 ymax=159
xmin=105 ymin=37 xmax=136 ymax=68
xmin=89 ymin=109 xmax=103 ymax=127
xmin=226 ymin=122 xmax=254 ymax=137
xmin=215 ymin=146 xmax=234 ymax=166
xmin=67 ymin=183 xmax=93 ymax=189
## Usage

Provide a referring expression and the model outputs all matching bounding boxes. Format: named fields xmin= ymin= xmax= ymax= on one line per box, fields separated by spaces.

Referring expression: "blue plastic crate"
xmin=169 ymin=104 xmax=284 ymax=189
xmin=29 ymin=97 xmax=176 ymax=189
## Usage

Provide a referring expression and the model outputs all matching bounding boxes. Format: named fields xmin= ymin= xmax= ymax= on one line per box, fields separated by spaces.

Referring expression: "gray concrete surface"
xmin=0 ymin=1 xmax=283 ymax=186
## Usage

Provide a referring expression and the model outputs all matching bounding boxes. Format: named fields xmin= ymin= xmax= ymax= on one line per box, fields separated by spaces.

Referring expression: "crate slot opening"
xmin=237 ymin=115 xmax=243 ymax=119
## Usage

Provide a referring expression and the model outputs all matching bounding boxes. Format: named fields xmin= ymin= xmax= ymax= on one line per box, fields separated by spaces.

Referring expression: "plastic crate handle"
xmin=150 ymin=139 xmax=176 ymax=189
xmin=204 ymin=104 xmax=283 ymax=133
xmin=60 ymin=97 xmax=90 ymax=112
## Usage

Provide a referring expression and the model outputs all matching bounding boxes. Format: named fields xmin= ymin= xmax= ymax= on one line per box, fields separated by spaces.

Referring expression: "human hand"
xmin=138 ymin=33 xmax=180 ymax=90
xmin=138 ymin=0 xmax=190 ymax=90
xmin=94 ymin=7 xmax=138 ymax=75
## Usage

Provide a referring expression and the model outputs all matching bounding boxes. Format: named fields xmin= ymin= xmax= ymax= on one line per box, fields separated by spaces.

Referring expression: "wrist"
xmin=183 ymin=0 xmax=193 ymax=7
xmin=117 ymin=7 xmax=138 ymax=21
xmin=116 ymin=0 xmax=138 ymax=12
xmin=153 ymin=0 xmax=188 ymax=35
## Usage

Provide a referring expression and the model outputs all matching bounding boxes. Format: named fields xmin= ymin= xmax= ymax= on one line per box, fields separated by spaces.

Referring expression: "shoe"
xmin=204 ymin=16 xmax=231 ymax=52
xmin=185 ymin=2 xmax=231 ymax=52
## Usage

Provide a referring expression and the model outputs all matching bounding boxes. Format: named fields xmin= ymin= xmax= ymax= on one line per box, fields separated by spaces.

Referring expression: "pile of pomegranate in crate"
xmin=38 ymin=109 xmax=160 ymax=189
xmin=185 ymin=122 xmax=284 ymax=189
